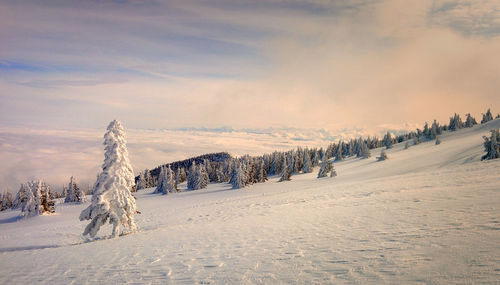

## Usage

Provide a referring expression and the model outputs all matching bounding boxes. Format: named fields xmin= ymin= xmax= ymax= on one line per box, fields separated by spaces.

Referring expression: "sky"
xmin=1 ymin=0 xmax=500 ymax=191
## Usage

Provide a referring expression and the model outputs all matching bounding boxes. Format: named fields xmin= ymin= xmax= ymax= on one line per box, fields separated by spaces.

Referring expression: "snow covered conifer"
xmin=404 ymin=141 xmax=409 ymax=149
xmin=377 ymin=150 xmax=388 ymax=161
xmin=278 ymin=156 xmax=291 ymax=182
xmin=448 ymin=113 xmax=464 ymax=131
xmin=231 ymin=164 xmax=247 ymax=189
xmin=481 ymin=108 xmax=494 ymax=124
xmin=383 ymin=132 xmax=393 ymax=149
xmin=12 ymin=183 xmax=28 ymax=209
xmin=256 ymin=159 xmax=268 ymax=182
xmin=481 ymin=129 xmax=500 ymax=160
xmin=187 ymin=162 xmax=197 ymax=190
xmin=164 ymin=166 xmax=177 ymax=194
xmin=335 ymin=143 xmax=344 ymax=161
xmin=79 ymin=120 xmax=137 ymax=238
xmin=465 ymin=113 xmax=477 ymax=128
xmin=65 ymin=176 xmax=86 ymax=203
xmin=302 ymin=152 xmax=313 ymax=173
xmin=22 ymin=182 xmax=39 ymax=218
xmin=359 ymin=141 xmax=371 ymax=158
xmin=154 ymin=167 xmax=166 ymax=194
xmin=40 ymin=182 xmax=55 ymax=214
xmin=136 ymin=171 xmax=146 ymax=190
xmin=1 ymin=192 xmax=13 ymax=211
xmin=317 ymin=155 xmax=332 ymax=178
xmin=435 ymin=137 xmax=441 ymax=145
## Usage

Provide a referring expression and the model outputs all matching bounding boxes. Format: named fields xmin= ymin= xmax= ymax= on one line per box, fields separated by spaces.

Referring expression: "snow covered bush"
xmin=65 ymin=176 xmax=86 ymax=203
xmin=481 ymin=129 xmax=500 ymax=161
xmin=377 ymin=150 xmax=388 ymax=161
xmin=79 ymin=120 xmax=137 ymax=238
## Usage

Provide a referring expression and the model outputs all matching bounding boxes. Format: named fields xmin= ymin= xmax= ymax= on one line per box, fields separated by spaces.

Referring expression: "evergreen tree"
xmin=317 ymin=155 xmax=332 ymax=178
xmin=302 ymin=152 xmax=313 ymax=173
xmin=278 ymin=156 xmax=291 ymax=182
xmin=144 ymin=170 xmax=153 ymax=188
xmin=448 ymin=113 xmax=464 ymax=131
xmin=164 ymin=166 xmax=177 ymax=194
xmin=465 ymin=113 xmax=477 ymax=128
xmin=1 ymin=192 xmax=13 ymax=211
xmin=22 ymin=182 xmax=38 ymax=218
xmin=79 ymin=120 xmax=137 ymax=238
xmin=335 ymin=143 xmax=344 ymax=161
xmin=481 ymin=129 xmax=500 ymax=160
xmin=435 ymin=137 xmax=441 ymax=145
xmin=383 ymin=132 xmax=393 ymax=149
xmin=154 ymin=167 xmax=166 ymax=194
xmin=481 ymin=108 xmax=494 ymax=124
xmin=231 ymin=164 xmax=247 ymax=189
xmin=404 ymin=141 xmax=409 ymax=149
xmin=40 ymin=182 xmax=55 ymax=214
xmin=187 ymin=162 xmax=197 ymax=190
xmin=136 ymin=171 xmax=146 ymax=190
xmin=359 ymin=141 xmax=371 ymax=158
xmin=377 ymin=150 xmax=388 ymax=161
xmin=65 ymin=176 xmax=86 ymax=203
xmin=256 ymin=159 xmax=268 ymax=182
xmin=12 ymin=183 xmax=28 ymax=209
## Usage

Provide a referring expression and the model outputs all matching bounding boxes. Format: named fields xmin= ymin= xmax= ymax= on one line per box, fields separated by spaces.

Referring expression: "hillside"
xmin=1 ymin=119 xmax=499 ymax=284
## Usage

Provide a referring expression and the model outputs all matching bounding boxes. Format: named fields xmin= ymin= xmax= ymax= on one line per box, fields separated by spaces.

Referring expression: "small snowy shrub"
xmin=481 ymin=129 xmax=500 ymax=161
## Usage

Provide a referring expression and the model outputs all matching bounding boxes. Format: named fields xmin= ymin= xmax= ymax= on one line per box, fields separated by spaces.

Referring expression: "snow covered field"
xmin=1 ymin=119 xmax=499 ymax=284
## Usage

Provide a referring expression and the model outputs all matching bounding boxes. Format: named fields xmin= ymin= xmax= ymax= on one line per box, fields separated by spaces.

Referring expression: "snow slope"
xmin=1 ymin=119 xmax=499 ymax=284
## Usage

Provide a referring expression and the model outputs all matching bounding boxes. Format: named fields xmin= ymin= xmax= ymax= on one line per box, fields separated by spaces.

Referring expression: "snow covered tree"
xmin=164 ymin=166 xmax=177 ymax=194
xmin=136 ymin=171 xmax=146 ymax=190
xmin=358 ymin=141 xmax=370 ymax=158
xmin=22 ymin=182 xmax=39 ymax=218
xmin=317 ymin=155 xmax=332 ymax=178
xmin=1 ymin=192 xmax=13 ymax=211
xmin=383 ymin=132 xmax=393 ymax=149
xmin=40 ymin=182 xmax=55 ymax=214
xmin=12 ymin=183 xmax=28 ymax=209
xmin=187 ymin=162 xmax=198 ymax=190
xmin=448 ymin=113 xmax=464 ymax=131
xmin=465 ymin=113 xmax=477 ymax=128
xmin=404 ymin=141 xmax=409 ymax=149
xmin=144 ymin=169 xmax=153 ymax=188
xmin=377 ymin=150 xmax=388 ymax=161
xmin=79 ymin=120 xmax=137 ymax=238
xmin=65 ymin=176 xmax=86 ymax=203
xmin=231 ymin=164 xmax=247 ymax=189
xmin=481 ymin=129 xmax=500 ymax=160
xmin=302 ymin=152 xmax=313 ymax=173
xmin=256 ymin=159 xmax=268 ymax=182
xmin=481 ymin=108 xmax=494 ymax=124
xmin=278 ymin=156 xmax=291 ymax=182
xmin=154 ymin=166 xmax=166 ymax=194
xmin=335 ymin=143 xmax=344 ymax=161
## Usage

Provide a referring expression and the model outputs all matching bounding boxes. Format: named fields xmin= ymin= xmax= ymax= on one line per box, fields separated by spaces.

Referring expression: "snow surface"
xmin=1 ymin=119 xmax=499 ymax=284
